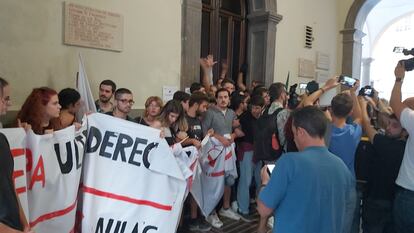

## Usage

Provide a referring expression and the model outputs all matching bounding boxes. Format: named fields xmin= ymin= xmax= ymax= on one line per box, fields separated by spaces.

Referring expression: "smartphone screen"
xmin=339 ymin=75 xmax=356 ymax=87
xmin=393 ymin=47 xmax=404 ymax=53
xmin=267 ymin=164 xmax=275 ymax=174
xmin=364 ymin=88 xmax=372 ymax=95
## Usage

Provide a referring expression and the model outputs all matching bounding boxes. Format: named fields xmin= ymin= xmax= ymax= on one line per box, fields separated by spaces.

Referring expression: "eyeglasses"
xmin=117 ymin=99 xmax=135 ymax=105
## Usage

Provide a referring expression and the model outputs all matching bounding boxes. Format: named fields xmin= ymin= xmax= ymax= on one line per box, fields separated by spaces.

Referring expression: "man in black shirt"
xmin=359 ymin=97 xmax=407 ymax=233
xmin=185 ymin=92 xmax=209 ymax=147
xmin=184 ymin=92 xmax=212 ymax=232
xmin=106 ymin=88 xmax=135 ymax=122
xmin=237 ymin=95 xmax=265 ymax=222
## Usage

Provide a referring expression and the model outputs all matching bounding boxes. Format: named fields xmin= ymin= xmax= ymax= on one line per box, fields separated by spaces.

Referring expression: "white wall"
xmin=274 ymin=0 xmax=339 ymax=86
xmin=0 ymin=0 xmax=181 ymax=111
xmin=274 ymin=0 xmax=354 ymax=87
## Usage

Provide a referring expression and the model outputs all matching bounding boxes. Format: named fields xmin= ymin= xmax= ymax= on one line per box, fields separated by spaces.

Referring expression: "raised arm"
xmin=350 ymin=80 xmax=362 ymax=125
xmin=200 ymin=55 xmax=216 ymax=93
xmin=300 ymin=77 xmax=339 ymax=107
xmin=390 ymin=61 xmax=407 ymax=120
xmin=358 ymin=97 xmax=377 ymax=143
xmin=237 ymin=64 xmax=248 ymax=91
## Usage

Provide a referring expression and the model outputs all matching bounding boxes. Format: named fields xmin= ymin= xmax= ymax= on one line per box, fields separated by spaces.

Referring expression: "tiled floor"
xmin=183 ymin=212 xmax=261 ymax=233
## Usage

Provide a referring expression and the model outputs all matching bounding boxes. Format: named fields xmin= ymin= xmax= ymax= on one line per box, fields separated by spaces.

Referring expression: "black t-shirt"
xmin=0 ymin=133 xmax=23 ymax=231
xmin=185 ymin=115 xmax=203 ymax=141
xmin=135 ymin=116 xmax=150 ymax=127
xmin=366 ymin=134 xmax=406 ymax=200
xmin=239 ymin=111 xmax=255 ymax=144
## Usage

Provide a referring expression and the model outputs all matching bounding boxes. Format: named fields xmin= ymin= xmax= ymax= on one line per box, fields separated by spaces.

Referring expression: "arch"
xmin=181 ymin=0 xmax=282 ymax=88
xmin=370 ymin=11 xmax=414 ymax=58
xmin=341 ymin=0 xmax=380 ymax=79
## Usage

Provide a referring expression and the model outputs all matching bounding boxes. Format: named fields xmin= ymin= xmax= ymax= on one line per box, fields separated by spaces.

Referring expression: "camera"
xmin=358 ymin=85 xmax=375 ymax=98
xmin=394 ymin=47 xmax=414 ymax=71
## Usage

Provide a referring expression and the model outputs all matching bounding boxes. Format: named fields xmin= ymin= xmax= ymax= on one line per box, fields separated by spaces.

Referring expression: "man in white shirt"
xmin=390 ymin=61 xmax=414 ymax=233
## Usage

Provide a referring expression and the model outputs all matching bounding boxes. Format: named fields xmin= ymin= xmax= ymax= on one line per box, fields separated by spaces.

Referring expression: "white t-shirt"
xmin=396 ymin=107 xmax=414 ymax=191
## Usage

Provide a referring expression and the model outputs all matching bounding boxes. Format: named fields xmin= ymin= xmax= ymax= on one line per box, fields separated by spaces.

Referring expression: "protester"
xmin=237 ymin=95 xmax=265 ymax=222
xmin=389 ymin=61 xmax=414 ymax=233
xmin=221 ymin=79 xmax=236 ymax=95
xmin=173 ymin=91 xmax=190 ymax=113
xmin=202 ymin=88 xmax=241 ymax=227
xmin=16 ymin=87 xmax=61 ymax=135
xmin=257 ymin=106 xmax=356 ymax=233
xmin=136 ymin=96 xmax=163 ymax=128
xmin=158 ymin=100 xmax=188 ymax=146
xmin=359 ymin=96 xmax=406 ymax=233
xmin=106 ymin=88 xmax=135 ymax=121
xmin=95 ymin=79 xmax=116 ymax=113
xmin=190 ymin=82 xmax=206 ymax=94
xmin=53 ymin=88 xmax=81 ymax=129
xmin=0 ymin=77 xmax=34 ymax=233
xmin=0 ymin=78 xmax=11 ymax=116
xmin=251 ymin=86 xmax=270 ymax=107
xmin=183 ymin=92 xmax=212 ymax=232
xmin=328 ymin=81 xmax=362 ymax=233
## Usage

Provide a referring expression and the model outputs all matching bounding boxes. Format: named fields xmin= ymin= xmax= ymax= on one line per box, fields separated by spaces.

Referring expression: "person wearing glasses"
xmin=106 ymin=88 xmax=135 ymax=122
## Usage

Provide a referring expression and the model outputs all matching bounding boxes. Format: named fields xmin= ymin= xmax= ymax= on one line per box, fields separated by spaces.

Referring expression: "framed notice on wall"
xmin=298 ymin=58 xmax=315 ymax=78
xmin=64 ymin=2 xmax=123 ymax=52
xmin=316 ymin=52 xmax=330 ymax=70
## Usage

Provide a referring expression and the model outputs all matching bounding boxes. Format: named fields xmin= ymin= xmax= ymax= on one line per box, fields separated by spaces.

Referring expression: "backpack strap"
xmin=271 ymin=107 xmax=285 ymax=150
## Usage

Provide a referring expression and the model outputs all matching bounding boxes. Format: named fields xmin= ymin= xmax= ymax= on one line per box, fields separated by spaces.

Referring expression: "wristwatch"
xmin=396 ymin=77 xmax=403 ymax=82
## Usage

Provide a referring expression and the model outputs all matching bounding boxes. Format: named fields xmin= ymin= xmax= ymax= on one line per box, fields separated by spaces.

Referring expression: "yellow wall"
xmin=0 ymin=0 xmax=181 ymax=111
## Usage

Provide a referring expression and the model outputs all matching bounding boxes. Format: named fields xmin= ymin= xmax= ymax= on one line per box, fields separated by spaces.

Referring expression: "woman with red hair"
xmin=16 ymin=87 xmax=61 ymax=134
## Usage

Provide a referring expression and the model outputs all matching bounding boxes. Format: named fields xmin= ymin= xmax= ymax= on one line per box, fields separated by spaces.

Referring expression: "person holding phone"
xmin=257 ymin=106 xmax=356 ymax=233
xmin=390 ymin=61 xmax=414 ymax=233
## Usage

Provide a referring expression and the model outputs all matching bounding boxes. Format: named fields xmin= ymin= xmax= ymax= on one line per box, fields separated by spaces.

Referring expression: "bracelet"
xmin=396 ymin=77 xmax=403 ymax=82
xmin=319 ymin=88 xmax=325 ymax=94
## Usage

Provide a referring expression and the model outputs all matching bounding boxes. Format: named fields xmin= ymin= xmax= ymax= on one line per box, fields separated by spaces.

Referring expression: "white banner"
xmin=1 ymin=124 xmax=86 ymax=233
xmin=27 ymin=124 xmax=86 ymax=233
xmin=81 ymin=113 xmax=187 ymax=233
xmin=190 ymin=136 xmax=237 ymax=216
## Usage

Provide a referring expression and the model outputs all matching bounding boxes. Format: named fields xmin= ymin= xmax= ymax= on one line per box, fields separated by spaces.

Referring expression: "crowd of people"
xmin=0 ymin=57 xmax=413 ymax=233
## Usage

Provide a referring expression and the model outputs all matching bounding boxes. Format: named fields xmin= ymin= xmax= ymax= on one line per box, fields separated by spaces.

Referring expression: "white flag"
xmin=190 ymin=136 xmax=238 ymax=216
xmin=76 ymin=53 xmax=97 ymax=121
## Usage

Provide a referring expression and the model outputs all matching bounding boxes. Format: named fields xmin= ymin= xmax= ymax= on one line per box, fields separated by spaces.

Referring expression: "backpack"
xmin=253 ymin=107 xmax=284 ymax=161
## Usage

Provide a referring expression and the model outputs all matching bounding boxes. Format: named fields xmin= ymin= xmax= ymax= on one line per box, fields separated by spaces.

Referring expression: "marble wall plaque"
xmin=64 ymin=2 xmax=123 ymax=51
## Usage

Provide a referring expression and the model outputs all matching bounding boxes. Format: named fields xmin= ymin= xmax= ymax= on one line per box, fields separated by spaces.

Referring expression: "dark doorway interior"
xmin=201 ymin=0 xmax=247 ymax=84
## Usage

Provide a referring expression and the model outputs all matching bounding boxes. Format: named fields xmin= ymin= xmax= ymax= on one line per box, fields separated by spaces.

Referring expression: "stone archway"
xmin=181 ymin=0 xmax=282 ymax=89
xmin=341 ymin=0 xmax=381 ymax=79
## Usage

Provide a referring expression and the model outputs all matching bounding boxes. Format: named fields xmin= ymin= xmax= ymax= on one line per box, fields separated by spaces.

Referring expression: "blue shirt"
xmin=259 ymin=147 xmax=356 ymax=233
xmin=328 ymin=123 xmax=362 ymax=176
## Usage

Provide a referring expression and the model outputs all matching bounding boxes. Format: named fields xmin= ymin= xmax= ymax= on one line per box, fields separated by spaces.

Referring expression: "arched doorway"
xmin=181 ymin=0 xmax=282 ymax=89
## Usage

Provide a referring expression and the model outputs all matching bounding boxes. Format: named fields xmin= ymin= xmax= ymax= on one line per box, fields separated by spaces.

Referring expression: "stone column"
xmin=180 ymin=0 xmax=202 ymax=90
xmin=246 ymin=4 xmax=282 ymax=87
xmin=361 ymin=57 xmax=374 ymax=87
xmin=340 ymin=28 xmax=366 ymax=80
